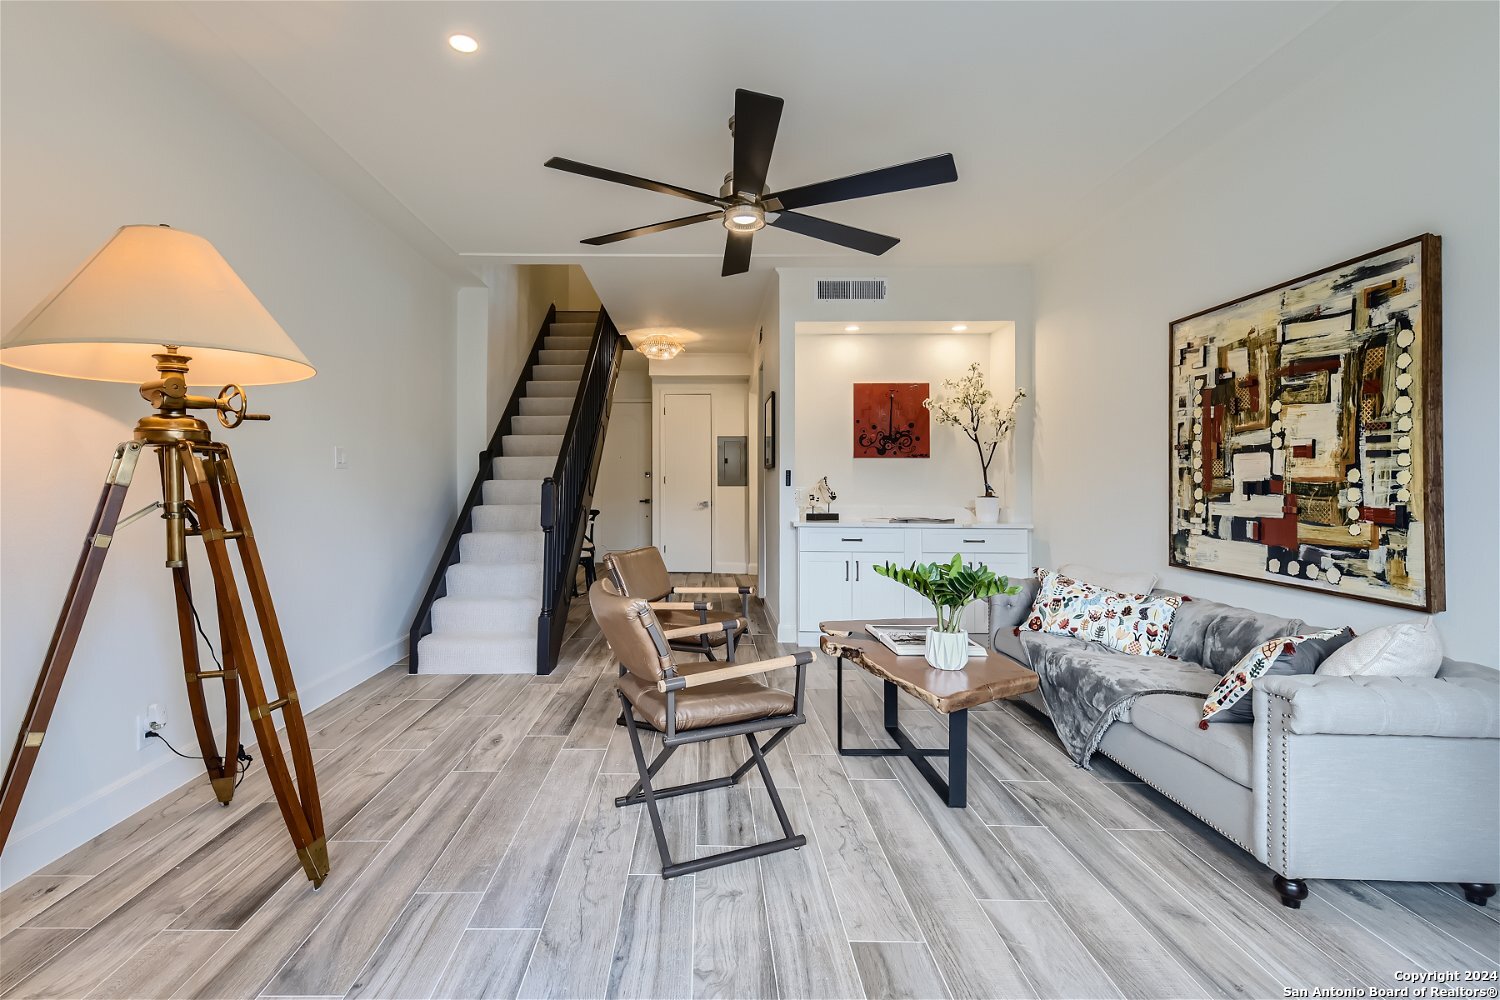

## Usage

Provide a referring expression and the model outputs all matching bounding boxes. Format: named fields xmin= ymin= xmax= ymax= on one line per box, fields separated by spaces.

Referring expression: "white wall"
xmin=793 ymin=330 xmax=1023 ymax=520
xmin=0 ymin=4 xmax=462 ymax=884
xmin=766 ymin=265 xmax=1035 ymax=640
xmin=1033 ymin=2 xmax=1498 ymax=664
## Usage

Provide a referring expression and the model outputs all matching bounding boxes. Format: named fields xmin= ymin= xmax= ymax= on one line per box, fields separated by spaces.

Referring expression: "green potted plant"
xmin=923 ymin=364 xmax=1027 ymax=524
xmin=873 ymin=555 xmax=1019 ymax=669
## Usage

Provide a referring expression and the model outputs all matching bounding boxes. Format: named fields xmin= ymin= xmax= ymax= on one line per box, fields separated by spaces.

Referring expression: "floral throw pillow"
xmin=1023 ymin=569 xmax=1180 ymax=656
xmin=1201 ymin=627 xmax=1355 ymax=726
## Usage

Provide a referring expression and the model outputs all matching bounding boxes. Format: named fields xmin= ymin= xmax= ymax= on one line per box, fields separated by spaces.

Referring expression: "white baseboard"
xmin=748 ymin=562 xmax=759 ymax=575
xmin=712 ymin=560 xmax=751 ymax=575
xmin=0 ymin=635 xmax=404 ymax=889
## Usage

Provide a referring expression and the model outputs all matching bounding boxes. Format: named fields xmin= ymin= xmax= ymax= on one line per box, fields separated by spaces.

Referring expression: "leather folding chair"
xmin=589 ymin=578 xmax=810 ymax=878
xmin=603 ymin=546 xmax=753 ymax=661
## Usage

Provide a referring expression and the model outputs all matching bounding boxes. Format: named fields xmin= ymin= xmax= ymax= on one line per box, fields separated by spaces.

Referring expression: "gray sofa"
xmin=989 ymin=580 xmax=1500 ymax=909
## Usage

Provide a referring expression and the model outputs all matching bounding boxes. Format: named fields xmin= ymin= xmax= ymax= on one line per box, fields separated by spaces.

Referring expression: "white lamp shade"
xmin=1 ymin=225 xmax=314 ymax=385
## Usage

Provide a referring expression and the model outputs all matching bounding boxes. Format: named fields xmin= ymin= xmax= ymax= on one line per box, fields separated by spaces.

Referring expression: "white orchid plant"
xmin=923 ymin=364 xmax=1028 ymax=498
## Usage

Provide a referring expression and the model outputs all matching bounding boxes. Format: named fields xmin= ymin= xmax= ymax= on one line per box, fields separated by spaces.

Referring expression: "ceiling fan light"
xmin=723 ymin=203 xmax=765 ymax=233
xmin=448 ymin=34 xmax=479 ymax=53
xmin=638 ymin=333 xmax=684 ymax=361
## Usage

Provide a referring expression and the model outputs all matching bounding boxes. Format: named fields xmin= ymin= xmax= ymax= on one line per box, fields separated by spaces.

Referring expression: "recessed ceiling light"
xmin=951 ymin=324 xmax=968 ymax=332
xmin=844 ymin=324 xmax=860 ymax=332
xmin=448 ymin=34 xmax=479 ymax=53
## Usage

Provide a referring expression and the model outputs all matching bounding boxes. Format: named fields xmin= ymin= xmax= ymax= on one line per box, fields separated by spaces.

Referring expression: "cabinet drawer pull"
xmin=845 ymin=560 xmax=849 ymax=582
xmin=855 ymin=560 xmax=860 ymax=582
xmin=840 ymin=537 xmax=863 ymax=542
xmin=963 ymin=538 xmax=986 ymax=543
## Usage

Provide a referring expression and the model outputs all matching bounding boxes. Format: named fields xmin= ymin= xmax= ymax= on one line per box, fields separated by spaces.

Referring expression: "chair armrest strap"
xmin=659 ymin=650 xmax=814 ymax=691
xmin=650 ymin=600 xmax=712 ymax=612
xmin=662 ymin=618 xmax=745 ymax=640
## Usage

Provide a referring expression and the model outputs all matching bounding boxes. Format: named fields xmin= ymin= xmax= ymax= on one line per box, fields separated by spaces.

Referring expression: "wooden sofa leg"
xmin=1273 ymin=874 xmax=1308 ymax=909
xmin=1459 ymin=883 xmax=1496 ymax=907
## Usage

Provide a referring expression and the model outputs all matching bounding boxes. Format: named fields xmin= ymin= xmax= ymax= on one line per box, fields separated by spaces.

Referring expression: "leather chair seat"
xmin=656 ymin=606 xmax=748 ymax=647
xmin=619 ymin=661 xmax=795 ymax=731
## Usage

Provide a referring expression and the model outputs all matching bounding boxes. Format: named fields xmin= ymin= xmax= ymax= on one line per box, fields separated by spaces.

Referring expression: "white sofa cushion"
xmin=1317 ymin=619 xmax=1443 ymax=678
xmin=1057 ymin=562 xmax=1158 ymax=595
xmin=1129 ymin=694 xmax=1253 ymax=789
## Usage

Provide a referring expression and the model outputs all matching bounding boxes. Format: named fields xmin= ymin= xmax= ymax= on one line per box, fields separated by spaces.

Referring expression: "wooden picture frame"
xmin=1167 ymin=234 xmax=1444 ymax=612
xmin=763 ymin=390 xmax=777 ymax=470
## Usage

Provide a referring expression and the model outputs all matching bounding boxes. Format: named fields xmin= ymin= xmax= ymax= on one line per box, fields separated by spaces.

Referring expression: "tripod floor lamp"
xmin=0 ymin=224 xmax=329 ymax=886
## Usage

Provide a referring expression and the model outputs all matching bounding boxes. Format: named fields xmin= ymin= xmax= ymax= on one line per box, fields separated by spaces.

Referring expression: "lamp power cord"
xmin=142 ymin=546 xmax=254 ymax=790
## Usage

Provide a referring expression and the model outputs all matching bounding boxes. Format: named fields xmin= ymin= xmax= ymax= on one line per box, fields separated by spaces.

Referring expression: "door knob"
xmin=696 ymin=500 xmax=711 ymax=509
xmin=639 ymin=498 xmax=651 ymax=504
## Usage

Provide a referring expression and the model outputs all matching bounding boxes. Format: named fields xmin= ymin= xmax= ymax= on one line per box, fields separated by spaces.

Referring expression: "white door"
xmin=850 ymin=552 xmax=910 ymax=621
xmin=798 ymin=551 xmax=853 ymax=629
xmin=660 ymin=393 xmax=714 ymax=571
xmin=593 ymin=401 xmax=651 ymax=552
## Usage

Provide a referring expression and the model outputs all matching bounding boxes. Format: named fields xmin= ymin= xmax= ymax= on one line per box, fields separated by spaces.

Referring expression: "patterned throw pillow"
xmin=1023 ymin=569 xmax=1181 ymax=656
xmin=1201 ymin=627 xmax=1355 ymax=726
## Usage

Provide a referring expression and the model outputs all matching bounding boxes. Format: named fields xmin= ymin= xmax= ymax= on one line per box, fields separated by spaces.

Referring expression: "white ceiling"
xmin=117 ymin=1 xmax=1352 ymax=351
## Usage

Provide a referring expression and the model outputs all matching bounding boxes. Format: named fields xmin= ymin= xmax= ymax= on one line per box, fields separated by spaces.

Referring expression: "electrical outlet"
xmin=333 ymin=445 xmax=349 ymax=471
xmin=138 ymin=703 xmax=167 ymax=751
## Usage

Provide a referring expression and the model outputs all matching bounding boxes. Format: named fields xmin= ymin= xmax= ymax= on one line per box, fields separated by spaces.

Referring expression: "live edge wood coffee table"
xmin=820 ymin=618 xmax=1039 ymax=808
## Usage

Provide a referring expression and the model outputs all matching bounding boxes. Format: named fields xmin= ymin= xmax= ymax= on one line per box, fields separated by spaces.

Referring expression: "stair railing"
xmin=538 ymin=308 xmax=624 ymax=673
xmin=407 ymin=305 xmax=557 ymax=672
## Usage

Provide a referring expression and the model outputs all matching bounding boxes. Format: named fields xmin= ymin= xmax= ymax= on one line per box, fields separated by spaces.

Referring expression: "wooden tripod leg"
xmin=0 ymin=442 xmax=144 ymax=851
xmin=202 ymin=453 xmax=241 ymax=791
xmin=162 ymin=431 xmax=238 ymax=802
xmin=210 ymin=445 xmax=327 ymax=875
xmin=179 ymin=443 xmax=327 ymax=886
xmin=169 ymin=564 xmax=235 ymax=803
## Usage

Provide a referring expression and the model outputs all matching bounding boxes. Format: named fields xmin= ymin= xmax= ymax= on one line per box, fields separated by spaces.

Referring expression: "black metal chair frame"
xmin=653 ymin=584 xmax=754 ymax=662
xmin=614 ymin=618 xmax=813 ymax=879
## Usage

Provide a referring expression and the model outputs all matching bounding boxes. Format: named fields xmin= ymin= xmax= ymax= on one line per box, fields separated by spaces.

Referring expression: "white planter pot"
xmin=973 ymin=496 xmax=1002 ymax=524
xmin=925 ymin=627 xmax=969 ymax=671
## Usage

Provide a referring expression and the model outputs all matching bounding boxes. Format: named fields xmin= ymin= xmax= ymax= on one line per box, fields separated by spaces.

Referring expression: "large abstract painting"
xmin=853 ymin=382 xmax=930 ymax=458
xmin=1169 ymin=235 xmax=1444 ymax=611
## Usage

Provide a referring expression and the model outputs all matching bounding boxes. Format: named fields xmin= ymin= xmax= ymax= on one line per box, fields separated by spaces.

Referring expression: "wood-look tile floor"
xmin=3 ymin=573 xmax=1496 ymax=999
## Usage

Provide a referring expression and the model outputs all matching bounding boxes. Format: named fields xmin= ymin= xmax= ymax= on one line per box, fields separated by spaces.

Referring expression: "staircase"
xmin=411 ymin=309 xmax=600 ymax=673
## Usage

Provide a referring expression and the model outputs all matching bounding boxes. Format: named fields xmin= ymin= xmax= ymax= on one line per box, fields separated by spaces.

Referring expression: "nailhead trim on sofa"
xmin=1098 ymin=748 xmax=1254 ymax=853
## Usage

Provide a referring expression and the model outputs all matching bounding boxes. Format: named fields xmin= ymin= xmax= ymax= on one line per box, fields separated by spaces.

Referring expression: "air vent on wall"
xmin=815 ymin=278 xmax=887 ymax=302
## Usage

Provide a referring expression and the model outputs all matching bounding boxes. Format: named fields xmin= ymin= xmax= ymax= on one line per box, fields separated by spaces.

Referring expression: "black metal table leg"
xmin=834 ymin=658 xmax=968 ymax=808
xmin=947 ymin=710 xmax=968 ymax=808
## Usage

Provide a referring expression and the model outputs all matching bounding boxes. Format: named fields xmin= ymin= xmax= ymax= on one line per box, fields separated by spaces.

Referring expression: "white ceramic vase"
xmin=925 ymin=627 xmax=969 ymax=671
xmin=974 ymin=495 xmax=1002 ymax=523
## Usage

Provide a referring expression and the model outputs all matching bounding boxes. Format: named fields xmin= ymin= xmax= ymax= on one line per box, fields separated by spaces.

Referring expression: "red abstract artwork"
xmin=853 ymin=382 xmax=930 ymax=458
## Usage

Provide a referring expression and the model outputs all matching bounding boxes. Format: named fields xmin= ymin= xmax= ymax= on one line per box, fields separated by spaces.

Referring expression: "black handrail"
xmin=407 ymin=305 xmax=558 ymax=672
xmin=538 ymin=308 xmax=624 ymax=673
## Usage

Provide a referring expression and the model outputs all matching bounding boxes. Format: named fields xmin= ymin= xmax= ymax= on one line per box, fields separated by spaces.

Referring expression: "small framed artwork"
xmin=763 ymin=391 xmax=777 ymax=469
xmin=853 ymin=382 xmax=930 ymax=458
xmin=1168 ymin=234 xmax=1443 ymax=611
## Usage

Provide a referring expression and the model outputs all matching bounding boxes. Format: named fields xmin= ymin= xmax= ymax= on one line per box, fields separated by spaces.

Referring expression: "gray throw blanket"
xmin=1018 ymin=633 xmax=1219 ymax=768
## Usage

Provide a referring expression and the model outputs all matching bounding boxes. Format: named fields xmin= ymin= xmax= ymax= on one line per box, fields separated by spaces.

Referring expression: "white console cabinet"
xmin=792 ymin=521 xmax=1033 ymax=646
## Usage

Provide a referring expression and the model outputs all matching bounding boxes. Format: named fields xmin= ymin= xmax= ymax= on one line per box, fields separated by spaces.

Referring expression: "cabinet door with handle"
xmin=797 ymin=551 xmax=854 ymax=630
xmin=850 ymin=552 xmax=909 ymax=621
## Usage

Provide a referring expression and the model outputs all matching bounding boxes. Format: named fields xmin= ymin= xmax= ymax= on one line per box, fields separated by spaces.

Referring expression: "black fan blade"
xmin=770 ymin=211 xmax=899 ymax=255
xmin=581 ymin=212 xmax=721 ymax=246
xmin=545 ymin=157 xmax=724 ymax=207
xmin=722 ymin=230 xmax=753 ymax=276
xmin=732 ymin=89 xmax=783 ymax=196
xmin=764 ymin=153 xmax=957 ymax=212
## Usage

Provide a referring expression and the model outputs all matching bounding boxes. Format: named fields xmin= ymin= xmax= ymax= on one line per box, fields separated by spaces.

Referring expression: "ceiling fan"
xmin=545 ymin=89 xmax=958 ymax=276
